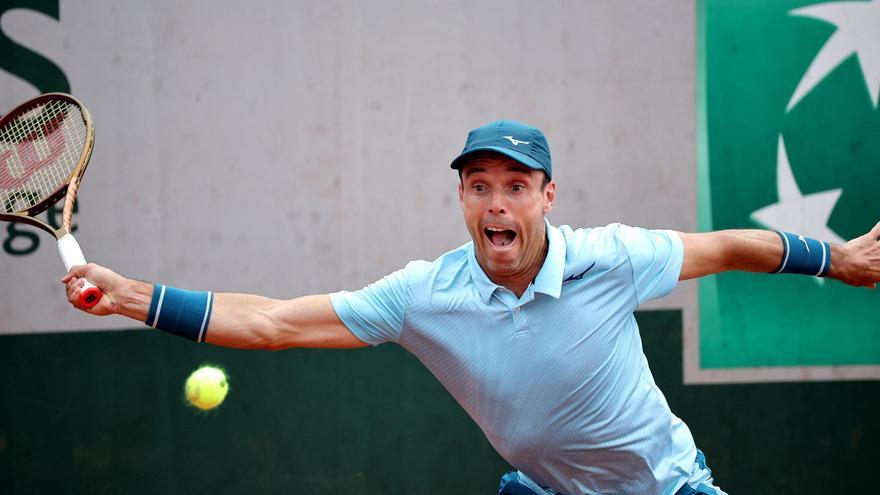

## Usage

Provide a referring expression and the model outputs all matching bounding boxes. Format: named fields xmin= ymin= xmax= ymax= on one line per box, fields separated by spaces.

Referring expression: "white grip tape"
xmin=57 ymin=233 xmax=87 ymax=271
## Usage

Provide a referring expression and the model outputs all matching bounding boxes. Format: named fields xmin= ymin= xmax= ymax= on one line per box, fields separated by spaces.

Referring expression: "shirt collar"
xmin=533 ymin=218 xmax=565 ymax=299
xmin=467 ymin=218 xmax=566 ymax=304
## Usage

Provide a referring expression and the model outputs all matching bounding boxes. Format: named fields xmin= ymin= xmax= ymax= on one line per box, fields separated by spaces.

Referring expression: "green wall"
xmin=1 ymin=311 xmax=877 ymax=494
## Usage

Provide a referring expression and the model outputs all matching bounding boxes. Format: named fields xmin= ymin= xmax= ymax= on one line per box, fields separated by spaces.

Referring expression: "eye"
xmin=511 ymin=184 xmax=525 ymax=192
xmin=473 ymin=184 xmax=486 ymax=193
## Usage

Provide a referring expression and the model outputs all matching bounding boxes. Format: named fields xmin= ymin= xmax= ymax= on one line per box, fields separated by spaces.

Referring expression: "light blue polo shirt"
xmin=330 ymin=221 xmax=696 ymax=495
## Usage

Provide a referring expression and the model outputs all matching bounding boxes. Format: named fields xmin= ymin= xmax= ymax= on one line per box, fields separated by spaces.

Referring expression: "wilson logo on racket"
xmin=0 ymin=120 xmax=68 ymax=189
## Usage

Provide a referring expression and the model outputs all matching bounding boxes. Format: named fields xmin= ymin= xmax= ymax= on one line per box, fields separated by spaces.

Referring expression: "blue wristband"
xmin=771 ymin=231 xmax=831 ymax=277
xmin=145 ymin=284 xmax=214 ymax=342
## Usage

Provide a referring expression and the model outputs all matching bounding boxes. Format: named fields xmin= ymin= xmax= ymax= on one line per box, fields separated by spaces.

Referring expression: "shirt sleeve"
xmin=616 ymin=225 xmax=684 ymax=305
xmin=329 ymin=264 xmax=414 ymax=346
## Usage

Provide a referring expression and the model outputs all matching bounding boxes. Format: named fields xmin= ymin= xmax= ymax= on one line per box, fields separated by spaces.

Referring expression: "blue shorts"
xmin=498 ymin=449 xmax=727 ymax=495
xmin=674 ymin=449 xmax=728 ymax=495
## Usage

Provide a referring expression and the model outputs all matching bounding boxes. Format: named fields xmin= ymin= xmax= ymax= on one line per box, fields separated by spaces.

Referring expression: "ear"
xmin=543 ymin=180 xmax=556 ymax=214
xmin=458 ymin=181 xmax=464 ymax=209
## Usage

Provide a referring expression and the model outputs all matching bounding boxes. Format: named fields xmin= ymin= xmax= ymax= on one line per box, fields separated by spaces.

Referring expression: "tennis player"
xmin=63 ymin=120 xmax=880 ymax=494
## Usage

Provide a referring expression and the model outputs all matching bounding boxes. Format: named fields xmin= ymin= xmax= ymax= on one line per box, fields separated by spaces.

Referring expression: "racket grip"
xmin=57 ymin=233 xmax=103 ymax=309
xmin=79 ymin=280 xmax=103 ymax=309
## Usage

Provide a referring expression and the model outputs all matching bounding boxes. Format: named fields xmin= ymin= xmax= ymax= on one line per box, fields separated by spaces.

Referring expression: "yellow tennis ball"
xmin=185 ymin=365 xmax=229 ymax=410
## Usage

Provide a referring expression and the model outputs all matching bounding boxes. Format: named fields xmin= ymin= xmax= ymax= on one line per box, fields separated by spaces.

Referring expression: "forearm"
xmin=113 ymin=279 xmax=286 ymax=348
xmin=678 ymin=229 xmax=785 ymax=280
xmin=168 ymin=291 xmax=286 ymax=349
xmin=204 ymin=293 xmax=350 ymax=350
xmin=71 ymin=270 xmax=361 ymax=349
xmin=717 ymin=229 xmax=785 ymax=273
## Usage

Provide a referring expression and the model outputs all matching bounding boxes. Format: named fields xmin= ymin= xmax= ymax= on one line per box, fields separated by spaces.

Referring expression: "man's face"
xmin=458 ymin=153 xmax=556 ymax=281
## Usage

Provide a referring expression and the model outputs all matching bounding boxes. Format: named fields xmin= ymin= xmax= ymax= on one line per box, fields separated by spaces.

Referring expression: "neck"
xmin=483 ymin=234 xmax=549 ymax=299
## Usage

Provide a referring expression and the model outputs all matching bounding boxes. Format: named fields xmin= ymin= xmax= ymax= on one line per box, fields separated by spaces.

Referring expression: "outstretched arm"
xmin=62 ymin=264 xmax=366 ymax=350
xmin=676 ymin=222 xmax=880 ymax=288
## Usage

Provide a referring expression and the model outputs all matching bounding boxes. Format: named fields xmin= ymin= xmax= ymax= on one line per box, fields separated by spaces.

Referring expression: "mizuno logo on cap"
xmin=503 ymin=136 xmax=530 ymax=146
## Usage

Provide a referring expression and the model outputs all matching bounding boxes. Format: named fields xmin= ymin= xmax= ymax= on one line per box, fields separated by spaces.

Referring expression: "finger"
xmin=62 ymin=266 xmax=88 ymax=283
xmin=66 ymin=281 xmax=87 ymax=307
xmin=72 ymin=288 xmax=89 ymax=310
xmin=869 ymin=221 xmax=880 ymax=240
xmin=68 ymin=286 xmax=80 ymax=305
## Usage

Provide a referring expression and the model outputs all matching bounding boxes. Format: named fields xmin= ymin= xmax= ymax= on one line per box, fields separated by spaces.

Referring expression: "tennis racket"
xmin=0 ymin=93 xmax=102 ymax=308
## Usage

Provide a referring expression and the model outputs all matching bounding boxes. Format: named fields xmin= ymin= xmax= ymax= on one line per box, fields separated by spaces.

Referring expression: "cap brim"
xmin=450 ymin=146 xmax=546 ymax=174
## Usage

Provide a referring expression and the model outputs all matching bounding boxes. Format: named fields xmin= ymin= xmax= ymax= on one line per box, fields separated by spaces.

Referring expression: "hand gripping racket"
xmin=0 ymin=93 xmax=102 ymax=308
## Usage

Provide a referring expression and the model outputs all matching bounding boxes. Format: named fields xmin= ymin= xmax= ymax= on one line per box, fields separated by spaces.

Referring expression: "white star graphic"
xmin=750 ymin=135 xmax=845 ymax=245
xmin=786 ymin=0 xmax=880 ymax=112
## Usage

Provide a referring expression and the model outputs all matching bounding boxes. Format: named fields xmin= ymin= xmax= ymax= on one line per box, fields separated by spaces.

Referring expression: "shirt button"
xmin=514 ymin=307 xmax=521 ymax=313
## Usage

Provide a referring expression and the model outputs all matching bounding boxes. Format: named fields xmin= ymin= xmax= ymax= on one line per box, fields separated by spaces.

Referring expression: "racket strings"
xmin=0 ymin=99 xmax=88 ymax=214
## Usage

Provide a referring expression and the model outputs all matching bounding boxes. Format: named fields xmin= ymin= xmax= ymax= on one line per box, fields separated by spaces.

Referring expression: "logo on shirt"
xmin=564 ymin=262 xmax=596 ymax=282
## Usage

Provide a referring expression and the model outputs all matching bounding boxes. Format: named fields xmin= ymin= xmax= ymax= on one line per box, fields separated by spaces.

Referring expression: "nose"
xmin=488 ymin=190 xmax=507 ymax=215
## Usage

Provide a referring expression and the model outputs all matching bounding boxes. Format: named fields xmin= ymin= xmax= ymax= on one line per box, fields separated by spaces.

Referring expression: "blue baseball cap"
xmin=450 ymin=120 xmax=552 ymax=178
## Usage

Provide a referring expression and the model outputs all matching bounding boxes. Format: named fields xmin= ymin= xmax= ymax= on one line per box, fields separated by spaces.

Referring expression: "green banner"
xmin=698 ymin=0 xmax=880 ymax=369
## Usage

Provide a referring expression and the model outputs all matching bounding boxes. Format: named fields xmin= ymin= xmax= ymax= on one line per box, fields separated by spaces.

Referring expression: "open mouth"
xmin=484 ymin=227 xmax=517 ymax=247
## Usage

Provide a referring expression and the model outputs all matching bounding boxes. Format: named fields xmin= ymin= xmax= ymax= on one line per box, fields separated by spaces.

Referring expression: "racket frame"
xmin=0 ymin=92 xmax=102 ymax=308
xmin=0 ymin=92 xmax=95 ymax=238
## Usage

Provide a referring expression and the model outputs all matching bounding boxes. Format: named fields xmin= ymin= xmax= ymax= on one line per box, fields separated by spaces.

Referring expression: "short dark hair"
xmin=539 ymin=173 xmax=551 ymax=188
